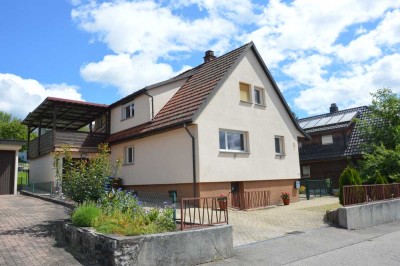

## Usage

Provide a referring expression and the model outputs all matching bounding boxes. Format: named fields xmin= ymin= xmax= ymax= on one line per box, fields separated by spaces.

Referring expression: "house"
xmin=298 ymin=104 xmax=369 ymax=189
xmin=0 ymin=139 xmax=25 ymax=195
xmin=23 ymin=42 xmax=307 ymax=205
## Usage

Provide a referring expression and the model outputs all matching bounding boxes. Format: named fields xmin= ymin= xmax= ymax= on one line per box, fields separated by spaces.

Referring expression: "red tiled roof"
xmin=108 ymin=43 xmax=250 ymax=144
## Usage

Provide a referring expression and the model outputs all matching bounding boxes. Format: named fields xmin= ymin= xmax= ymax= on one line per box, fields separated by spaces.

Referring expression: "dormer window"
xmin=122 ymin=101 xmax=135 ymax=120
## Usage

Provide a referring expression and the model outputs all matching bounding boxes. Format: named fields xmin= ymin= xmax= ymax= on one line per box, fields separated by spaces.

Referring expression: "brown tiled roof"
xmin=108 ymin=43 xmax=250 ymax=144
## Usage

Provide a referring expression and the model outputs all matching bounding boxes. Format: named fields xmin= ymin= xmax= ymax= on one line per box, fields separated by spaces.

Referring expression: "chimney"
xmin=330 ymin=103 xmax=339 ymax=113
xmin=203 ymin=50 xmax=216 ymax=63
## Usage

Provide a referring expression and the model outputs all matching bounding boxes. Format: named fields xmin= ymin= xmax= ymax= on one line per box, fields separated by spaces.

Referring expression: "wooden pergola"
xmin=22 ymin=97 xmax=109 ymax=159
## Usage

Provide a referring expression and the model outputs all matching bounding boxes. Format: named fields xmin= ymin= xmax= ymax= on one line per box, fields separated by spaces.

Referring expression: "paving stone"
xmin=229 ymin=196 xmax=339 ymax=246
xmin=0 ymin=194 xmax=94 ymax=266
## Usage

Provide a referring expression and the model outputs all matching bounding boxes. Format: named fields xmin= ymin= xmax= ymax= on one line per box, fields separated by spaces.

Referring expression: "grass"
xmin=301 ymin=203 xmax=342 ymax=212
xmin=17 ymin=171 xmax=28 ymax=185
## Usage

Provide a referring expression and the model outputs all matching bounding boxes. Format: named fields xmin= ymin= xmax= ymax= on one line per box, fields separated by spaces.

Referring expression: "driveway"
xmin=0 ymin=195 xmax=92 ymax=266
xmin=230 ymin=196 xmax=340 ymax=246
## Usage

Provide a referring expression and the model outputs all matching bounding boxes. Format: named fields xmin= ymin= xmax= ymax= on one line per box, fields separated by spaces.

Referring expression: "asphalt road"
xmin=206 ymin=221 xmax=400 ymax=266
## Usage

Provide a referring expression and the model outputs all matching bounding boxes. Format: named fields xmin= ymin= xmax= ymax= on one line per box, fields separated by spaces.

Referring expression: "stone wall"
xmin=61 ymin=224 xmax=233 ymax=265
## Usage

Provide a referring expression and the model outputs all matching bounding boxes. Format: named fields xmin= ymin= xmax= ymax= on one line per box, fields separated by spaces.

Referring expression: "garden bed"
xmin=61 ymin=223 xmax=233 ymax=266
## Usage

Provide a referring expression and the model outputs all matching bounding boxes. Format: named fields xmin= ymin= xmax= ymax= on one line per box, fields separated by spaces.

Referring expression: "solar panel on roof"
xmin=338 ymin=111 xmax=358 ymax=123
xmin=314 ymin=116 xmax=332 ymax=127
xmin=303 ymin=118 xmax=321 ymax=129
xmin=299 ymin=121 xmax=310 ymax=128
xmin=326 ymin=114 xmax=344 ymax=125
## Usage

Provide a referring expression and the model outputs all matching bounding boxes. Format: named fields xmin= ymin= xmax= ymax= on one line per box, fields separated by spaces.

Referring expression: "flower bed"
xmin=62 ymin=223 xmax=233 ymax=265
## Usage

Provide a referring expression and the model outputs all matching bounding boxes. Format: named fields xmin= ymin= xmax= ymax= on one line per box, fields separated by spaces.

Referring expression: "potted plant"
xmin=281 ymin=192 xmax=290 ymax=205
xmin=217 ymin=194 xmax=227 ymax=210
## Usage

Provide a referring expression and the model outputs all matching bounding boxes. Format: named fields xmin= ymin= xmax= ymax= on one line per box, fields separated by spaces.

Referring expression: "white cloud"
xmin=0 ymin=74 xmax=83 ymax=119
xmin=80 ymin=53 xmax=189 ymax=95
xmin=294 ymin=54 xmax=400 ymax=115
xmin=283 ymin=55 xmax=332 ymax=86
xmin=72 ymin=0 xmax=239 ymax=96
xmin=335 ymin=9 xmax=400 ymax=62
xmin=243 ymin=0 xmax=400 ymax=65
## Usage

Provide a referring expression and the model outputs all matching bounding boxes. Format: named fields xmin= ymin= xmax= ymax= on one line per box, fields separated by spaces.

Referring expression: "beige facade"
xmin=110 ymin=79 xmax=187 ymax=134
xmin=110 ymin=126 xmax=196 ymax=185
xmin=29 ymin=151 xmax=96 ymax=184
xmin=195 ymin=51 xmax=303 ymax=183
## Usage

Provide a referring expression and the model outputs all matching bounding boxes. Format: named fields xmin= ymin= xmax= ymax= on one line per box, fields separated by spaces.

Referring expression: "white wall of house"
xmin=110 ymin=94 xmax=151 ymax=134
xmin=29 ymin=151 xmax=96 ymax=184
xmin=110 ymin=79 xmax=186 ymax=134
xmin=29 ymin=154 xmax=55 ymax=184
xmin=148 ymin=79 xmax=187 ymax=117
xmin=110 ymin=126 xmax=196 ymax=185
xmin=195 ymin=50 xmax=304 ymax=183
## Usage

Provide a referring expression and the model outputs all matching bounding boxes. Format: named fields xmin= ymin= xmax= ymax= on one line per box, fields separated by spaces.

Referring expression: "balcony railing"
xmin=28 ymin=130 xmax=107 ymax=159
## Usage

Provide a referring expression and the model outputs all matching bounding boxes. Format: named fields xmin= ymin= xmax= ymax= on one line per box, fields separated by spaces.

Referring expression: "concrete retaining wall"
xmin=62 ymin=224 xmax=233 ymax=265
xmin=338 ymin=199 xmax=400 ymax=229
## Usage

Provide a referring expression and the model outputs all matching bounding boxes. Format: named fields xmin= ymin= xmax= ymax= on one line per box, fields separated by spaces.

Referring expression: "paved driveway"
xmin=0 ymin=195 xmax=90 ymax=266
xmin=230 ymin=196 xmax=340 ymax=246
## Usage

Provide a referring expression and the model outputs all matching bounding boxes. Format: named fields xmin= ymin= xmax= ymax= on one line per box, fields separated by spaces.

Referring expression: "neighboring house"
xmin=298 ymin=104 xmax=369 ymax=189
xmin=0 ymin=139 xmax=25 ymax=195
xmin=23 ymin=42 xmax=307 ymax=204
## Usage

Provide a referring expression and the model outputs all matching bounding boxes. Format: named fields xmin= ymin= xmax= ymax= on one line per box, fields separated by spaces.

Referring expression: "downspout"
xmin=184 ymin=123 xmax=197 ymax=197
xmin=143 ymin=91 xmax=154 ymax=120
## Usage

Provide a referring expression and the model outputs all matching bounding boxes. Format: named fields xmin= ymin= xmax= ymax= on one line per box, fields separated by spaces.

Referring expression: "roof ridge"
xmin=298 ymin=106 xmax=368 ymax=122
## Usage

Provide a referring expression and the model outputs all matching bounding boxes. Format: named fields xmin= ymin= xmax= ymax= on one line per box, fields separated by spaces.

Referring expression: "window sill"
xmin=255 ymin=103 xmax=266 ymax=107
xmin=123 ymin=162 xmax=135 ymax=166
xmin=219 ymin=150 xmax=250 ymax=154
xmin=239 ymin=100 xmax=253 ymax=104
xmin=275 ymin=153 xmax=286 ymax=159
xmin=121 ymin=117 xmax=134 ymax=121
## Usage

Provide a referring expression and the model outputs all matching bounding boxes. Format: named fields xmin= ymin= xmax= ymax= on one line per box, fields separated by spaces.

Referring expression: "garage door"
xmin=0 ymin=150 xmax=15 ymax=195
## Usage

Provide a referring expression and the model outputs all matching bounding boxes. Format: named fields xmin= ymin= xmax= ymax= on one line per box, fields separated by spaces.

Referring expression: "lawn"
xmin=17 ymin=171 xmax=29 ymax=185
xmin=301 ymin=203 xmax=342 ymax=212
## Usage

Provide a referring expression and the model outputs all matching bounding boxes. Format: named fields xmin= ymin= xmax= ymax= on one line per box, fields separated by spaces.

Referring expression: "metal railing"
xmin=229 ymin=190 xmax=270 ymax=210
xmin=179 ymin=197 xmax=228 ymax=230
xmin=300 ymin=178 xmax=332 ymax=200
xmin=343 ymin=183 xmax=400 ymax=206
xmin=22 ymin=181 xmax=56 ymax=196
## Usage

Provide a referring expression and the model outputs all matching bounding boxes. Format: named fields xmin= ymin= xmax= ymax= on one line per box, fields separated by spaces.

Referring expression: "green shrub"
xmin=93 ymin=189 xmax=176 ymax=236
xmin=339 ymin=166 xmax=362 ymax=205
xmin=72 ymin=202 xmax=102 ymax=227
xmin=374 ymin=171 xmax=388 ymax=184
xmin=54 ymin=144 xmax=113 ymax=204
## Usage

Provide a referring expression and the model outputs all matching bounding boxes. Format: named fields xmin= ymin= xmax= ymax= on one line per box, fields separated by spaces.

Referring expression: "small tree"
xmin=374 ymin=171 xmax=388 ymax=184
xmin=339 ymin=166 xmax=362 ymax=205
xmin=55 ymin=143 xmax=112 ymax=203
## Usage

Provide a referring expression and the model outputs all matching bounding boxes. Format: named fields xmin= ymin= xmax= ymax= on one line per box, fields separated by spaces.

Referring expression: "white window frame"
xmin=274 ymin=136 xmax=285 ymax=155
xmin=239 ymin=82 xmax=252 ymax=103
xmin=302 ymin=165 xmax=310 ymax=178
xmin=122 ymin=101 xmax=135 ymax=120
xmin=321 ymin=134 xmax=333 ymax=145
xmin=219 ymin=130 xmax=248 ymax=152
xmin=125 ymin=146 xmax=135 ymax=165
xmin=254 ymin=86 xmax=265 ymax=106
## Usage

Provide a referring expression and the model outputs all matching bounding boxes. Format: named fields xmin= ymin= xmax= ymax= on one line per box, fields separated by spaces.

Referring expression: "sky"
xmin=1 ymin=0 xmax=400 ymax=120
